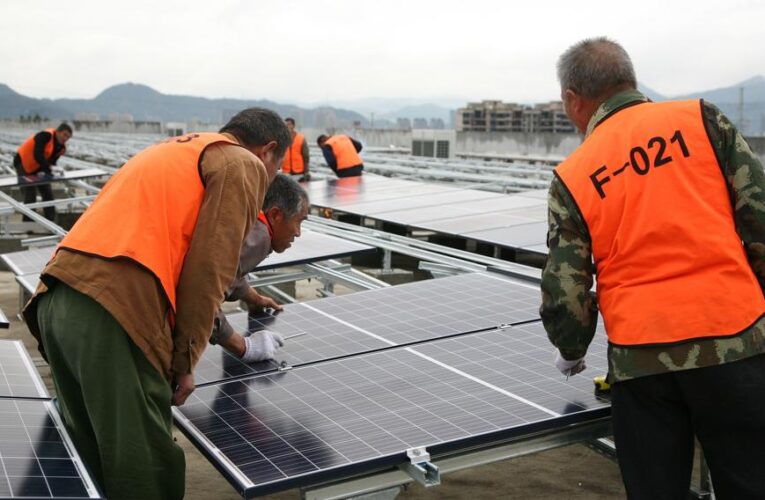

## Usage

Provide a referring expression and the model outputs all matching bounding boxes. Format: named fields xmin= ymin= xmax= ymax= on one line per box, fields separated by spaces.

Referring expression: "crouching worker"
xmin=211 ymin=173 xmax=310 ymax=361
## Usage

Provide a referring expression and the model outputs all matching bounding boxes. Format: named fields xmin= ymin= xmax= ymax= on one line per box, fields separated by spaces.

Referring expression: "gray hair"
xmin=263 ymin=174 xmax=310 ymax=218
xmin=557 ymin=37 xmax=637 ymax=99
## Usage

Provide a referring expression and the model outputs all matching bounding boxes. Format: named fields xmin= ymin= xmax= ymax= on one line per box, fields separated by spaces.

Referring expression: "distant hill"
xmin=0 ymin=82 xmax=367 ymax=128
xmin=669 ymin=76 xmax=765 ymax=135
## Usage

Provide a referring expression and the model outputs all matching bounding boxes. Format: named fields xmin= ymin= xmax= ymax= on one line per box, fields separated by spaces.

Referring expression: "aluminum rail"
xmin=0 ymin=191 xmax=67 ymax=236
xmin=0 ymin=195 xmax=96 ymax=215
xmin=304 ymin=216 xmax=541 ymax=283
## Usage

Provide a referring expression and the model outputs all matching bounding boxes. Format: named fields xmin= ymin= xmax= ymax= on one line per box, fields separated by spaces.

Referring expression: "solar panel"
xmin=463 ymin=221 xmax=549 ymax=249
xmin=1 ymin=247 xmax=55 ymax=277
xmin=175 ymin=320 xmax=609 ymax=498
xmin=0 ymin=341 xmax=49 ymax=399
xmin=0 ymin=168 xmax=107 ymax=188
xmin=195 ymin=273 xmax=542 ymax=385
xmin=0 ymin=399 xmax=103 ymax=498
xmin=0 ymin=309 xmax=7 ymax=330
xmin=255 ymin=231 xmax=375 ymax=271
xmin=414 ymin=212 xmax=535 ymax=234
xmin=338 ymin=189 xmax=502 ymax=216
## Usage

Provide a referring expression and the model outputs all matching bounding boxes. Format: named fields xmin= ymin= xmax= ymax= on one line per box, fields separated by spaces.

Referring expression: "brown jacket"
xmin=23 ymin=133 xmax=269 ymax=382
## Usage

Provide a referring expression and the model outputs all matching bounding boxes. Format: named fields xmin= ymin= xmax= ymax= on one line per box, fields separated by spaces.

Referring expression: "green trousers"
xmin=37 ymin=282 xmax=185 ymax=500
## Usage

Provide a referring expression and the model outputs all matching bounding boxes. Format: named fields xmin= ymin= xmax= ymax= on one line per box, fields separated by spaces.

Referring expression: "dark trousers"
xmin=332 ymin=164 xmax=363 ymax=178
xmin=611 ymin=354 xmax=765 ymax=500
xmin=13 ymin=155 xmax=56 ymax=221
xmin=37 ymin=282 xmax=186 ymax=499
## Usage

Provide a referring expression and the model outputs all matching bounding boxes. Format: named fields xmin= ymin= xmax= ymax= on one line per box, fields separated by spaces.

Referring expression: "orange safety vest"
xmin=556 ymin=100 xmax=765 ymax=347
xmin=58 ymin=133 xmax=242 ymax=311
xmin=282 ymin=133 xmax=305 ymax=174
xmin=17 ymin=128 xmax=62 ymax=174
xmin=326 ymin=135 xmax=362 ymax=170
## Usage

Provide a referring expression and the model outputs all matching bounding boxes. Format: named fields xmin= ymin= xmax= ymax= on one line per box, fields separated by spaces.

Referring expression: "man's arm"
xmin=351 ymin=138 xmax=363 ymax=153
xmin=171 ymin=144 xmax=268 ymax=380
xmin=703 ymin=102 xmax=765 ymax=291
xmin=540 ymin=177 xmax=598 ymax=360
xmin=321 ymin=145 xmax=337 ymax=170
xmin=33 ymin=132 xmax=52 ymax=173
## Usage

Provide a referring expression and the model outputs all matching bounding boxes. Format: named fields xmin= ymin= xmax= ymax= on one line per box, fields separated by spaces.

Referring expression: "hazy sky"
xmin=2 ymin=0 xmax=764 ymax=105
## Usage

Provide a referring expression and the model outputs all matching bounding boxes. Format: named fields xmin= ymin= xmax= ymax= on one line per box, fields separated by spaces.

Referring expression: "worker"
xmin=14 ymin=122 xmax=73 ymax=221
xmin=317 ymin=133 xmax=363 ymax=177
xmin=541 ymin=37 xmax=765 ymax=499
xmin=282 ymin=117 xmax=310 ymax=181
xmin=22 ymin=108 xmax=292 ymax=500
xmin=211 ymin=173 xmax=310 ymax=360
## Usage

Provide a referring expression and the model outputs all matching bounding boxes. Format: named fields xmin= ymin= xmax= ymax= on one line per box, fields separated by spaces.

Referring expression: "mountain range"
xmin=2 ymin=77 xmax=765 ymax=134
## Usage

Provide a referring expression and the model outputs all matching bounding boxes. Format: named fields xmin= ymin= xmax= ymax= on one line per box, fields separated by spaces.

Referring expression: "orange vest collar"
xmin=257 ymin=211 xmax=274 ymax=240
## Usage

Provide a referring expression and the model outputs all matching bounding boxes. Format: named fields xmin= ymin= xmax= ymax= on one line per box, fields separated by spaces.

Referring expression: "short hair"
xmin=219 ymin=107 xmax=292 ymax=158
xmin=285 ymin=117 xmax=295 ymax=125
xmin=557 ymin=37 xmax=637 ymax=99
xmin=57 ymin=123 xmax=73 ymax=134
xmin=316 ymin=134 xmax=328 ymax=146
xmin=263 ymin=173 xmax=310 ymax=219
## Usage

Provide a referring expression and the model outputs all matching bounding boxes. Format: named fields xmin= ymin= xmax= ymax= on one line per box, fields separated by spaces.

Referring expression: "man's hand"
xmin=242 ymin=330 xmax=284 ymax=362
xmin=554 ymin=351 xmax=586 ymax=378
xmin=246 ymin=289 xmax=283 ymax=312
xmin=172 ymin=372 xmax=195 ymax=406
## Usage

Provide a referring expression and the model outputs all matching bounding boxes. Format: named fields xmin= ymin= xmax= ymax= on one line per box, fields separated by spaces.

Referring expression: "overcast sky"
xmin=2 ymin=0 xmax=764 ymax=105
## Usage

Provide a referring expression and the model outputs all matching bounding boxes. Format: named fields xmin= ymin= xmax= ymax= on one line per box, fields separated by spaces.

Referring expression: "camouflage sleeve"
xmin=703 ymin=101 xmax=765 ymax=290
xmin=540 ymin=176 xmax=598 ymax=360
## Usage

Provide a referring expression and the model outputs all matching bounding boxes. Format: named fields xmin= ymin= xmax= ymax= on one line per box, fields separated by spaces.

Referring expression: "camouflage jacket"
xmin=541 ymin=89 xmax=765 ymax=382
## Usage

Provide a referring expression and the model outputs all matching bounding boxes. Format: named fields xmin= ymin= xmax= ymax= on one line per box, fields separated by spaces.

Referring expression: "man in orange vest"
xmin=22 ymin=108 xmax=291 ymax=500
xmin=211 ymin=173 xmax=310 ymax=360
xmin=317 ymin=133 xmax=364 ymax=177
xmin=541 ymin=37 xmax=765 ymax=498
xmin=282 ymin=117 xmax=310 ymax=181
xmin=14 ymin=122 xmax=73 ymax=221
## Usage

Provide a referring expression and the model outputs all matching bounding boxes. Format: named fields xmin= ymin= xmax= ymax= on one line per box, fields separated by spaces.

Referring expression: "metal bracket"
xmin=397 ymin=448 xmax=440 ymax=487
xmin=277 ymin=361 xmax=293 ymax=372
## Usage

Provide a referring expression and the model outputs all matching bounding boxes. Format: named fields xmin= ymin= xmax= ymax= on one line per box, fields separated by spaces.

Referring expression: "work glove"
xmin=242 ymin=330 xmax=284 ymax=362
xmin=554 ymin=351 xmax=586 ymax=378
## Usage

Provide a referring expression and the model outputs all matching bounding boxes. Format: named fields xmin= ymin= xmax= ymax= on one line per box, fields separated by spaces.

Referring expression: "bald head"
xmin=557 ymin=37 xmax=637 ymax=100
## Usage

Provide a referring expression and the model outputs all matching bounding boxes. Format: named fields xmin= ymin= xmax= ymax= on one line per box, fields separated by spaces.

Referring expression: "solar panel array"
xmin=303 ymin=175 xmax=550 ymax=255
xmin=0 ymin=341 xmax=103 ymax=498
xmin=177 ymin=273 xmax=610 ymax=497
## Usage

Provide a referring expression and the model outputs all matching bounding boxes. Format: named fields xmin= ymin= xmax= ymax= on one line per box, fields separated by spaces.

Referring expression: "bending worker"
xmin=211 ymin=174 xmax=310 ymax=361
xmin=14 ymin=122 xmax=73 ymax=221
xmin=282 ymin=117 xmax=310 ymax=181
xmin=22 ymin=108 xmax=291 ymax=500
xmin=317 ymin=133 xmax=363 ymax=177
xmin=541 ymin=37 xmax=765 ymax=498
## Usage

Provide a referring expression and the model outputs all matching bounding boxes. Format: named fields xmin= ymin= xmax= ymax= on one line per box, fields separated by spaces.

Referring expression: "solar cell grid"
xmin=339 ymin=189 xmax=503 ymax=216
xmin=0 ymin=341 xmax=48 ymax=399
xmin=414 ymin=212 xmax=534 ymax=234
xmin=0 ymin=400 xmax=102 ymax=498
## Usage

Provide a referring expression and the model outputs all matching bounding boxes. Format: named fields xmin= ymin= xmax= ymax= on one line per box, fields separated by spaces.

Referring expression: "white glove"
xmin=554 ymin=351 xmax=586 ymax=377
xmin=242 ymin=330 xmax=284 ymax=362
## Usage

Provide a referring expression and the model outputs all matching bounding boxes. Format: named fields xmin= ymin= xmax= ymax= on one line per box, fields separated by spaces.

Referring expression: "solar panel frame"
xmin=15 ymin=274 xmax=39 ymax=296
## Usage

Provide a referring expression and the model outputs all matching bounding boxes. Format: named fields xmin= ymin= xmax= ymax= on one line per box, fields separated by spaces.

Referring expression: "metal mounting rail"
xmin=304 ymin=216 xmax=541 ymax=283
xmin=0 ymin=191 xmax=67 ymax=236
